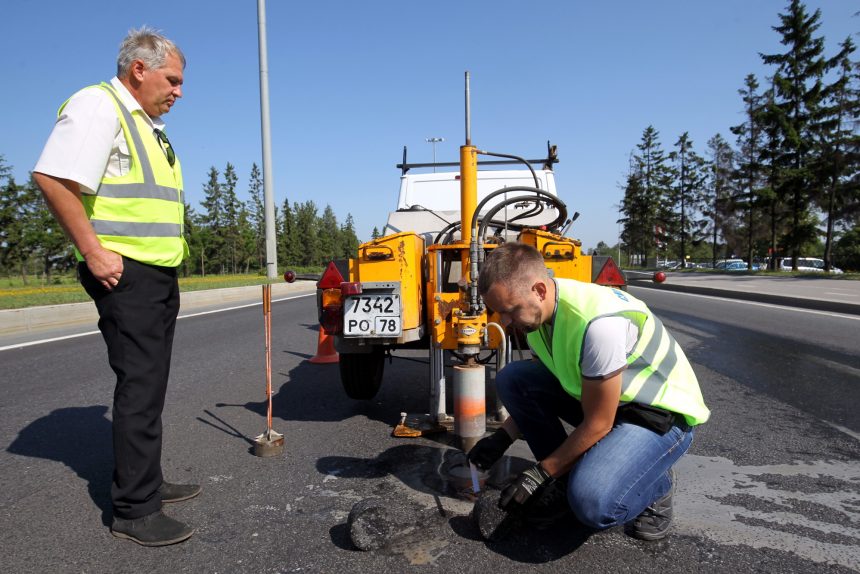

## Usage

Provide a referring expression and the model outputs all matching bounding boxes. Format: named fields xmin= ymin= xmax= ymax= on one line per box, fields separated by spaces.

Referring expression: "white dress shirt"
xmin=34 ymin=77 xmax=165 ymax=194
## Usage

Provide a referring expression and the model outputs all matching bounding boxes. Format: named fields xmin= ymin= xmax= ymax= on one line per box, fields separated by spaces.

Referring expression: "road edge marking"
xmin=0 ymin=293 xmax=315 ymax=352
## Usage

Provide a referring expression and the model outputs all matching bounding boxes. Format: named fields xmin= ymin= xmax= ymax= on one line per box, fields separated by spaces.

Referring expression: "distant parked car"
xmin=778 ymin=257 xmax=843 ymax=274
xmin=715 ymin=259 xmax=744 ymax=270
xmin=724 ymin=261 xmax=750 ymax=272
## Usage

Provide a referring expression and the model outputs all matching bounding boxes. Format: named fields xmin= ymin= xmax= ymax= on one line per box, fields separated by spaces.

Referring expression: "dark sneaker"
xmin=524 ymin=477 xmax=573 ymax=529
xmin=627 ymin=468 xmax=675 ymax=541
xmin=159 ymin=481 xmax=202 ymax=504
xmin=111 ymin=510 xmax=193 ymax=546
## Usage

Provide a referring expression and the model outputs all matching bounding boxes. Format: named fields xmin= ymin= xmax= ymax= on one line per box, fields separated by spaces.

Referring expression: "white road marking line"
xmin=0 ymin=293 xmax=315 ymax=352
xmin=0 ymin=329 xmax=102 ymax=351
xmin=629 ymin=286 xmax=860 ymax=321
xmin=177 ymin=292 xmax=314 ymax=319
xmin=824 ymin=291 xmax=858 ymax=297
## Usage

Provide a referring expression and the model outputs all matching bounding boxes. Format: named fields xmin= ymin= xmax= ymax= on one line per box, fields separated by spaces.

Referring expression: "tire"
xmin=339 ymin=347 xmax=385 ymax=400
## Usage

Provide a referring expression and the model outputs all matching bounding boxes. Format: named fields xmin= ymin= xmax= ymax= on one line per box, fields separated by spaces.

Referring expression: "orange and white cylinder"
xmin=454 ymin=363 xmax=486 ymax=452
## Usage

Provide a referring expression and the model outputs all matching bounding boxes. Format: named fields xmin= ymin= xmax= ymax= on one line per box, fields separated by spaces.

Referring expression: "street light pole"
xmin=426 ymin=137 xmax=444 ymax=172
xmin=257 ymin=0 xmax=277 ymax=279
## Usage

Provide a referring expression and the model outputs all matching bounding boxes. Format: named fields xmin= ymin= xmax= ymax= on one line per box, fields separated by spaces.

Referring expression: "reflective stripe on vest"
xmin=65 ymin=82 xmax=187 ymax=267
xmin=622 ymin=315 xmax=677 ymax=403
xmin=91 ymin=220 xmax=182 ymax=237
xmin=526 ymin=279 xmax=710 ymax=425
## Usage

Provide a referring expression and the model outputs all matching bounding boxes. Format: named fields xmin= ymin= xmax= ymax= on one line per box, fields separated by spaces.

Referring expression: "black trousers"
xmin=79 ymin=257 xmax=180 ymax=519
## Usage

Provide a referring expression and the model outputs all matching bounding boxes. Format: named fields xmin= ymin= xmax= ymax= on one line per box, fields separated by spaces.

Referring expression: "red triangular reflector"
xmin=595 ymin=258 xmax=626 ymax=286
xmin=317 ymin=261 xmax=345 ymax=289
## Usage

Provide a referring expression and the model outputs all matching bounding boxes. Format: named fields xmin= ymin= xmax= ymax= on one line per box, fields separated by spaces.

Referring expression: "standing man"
xmin=34 ymin=27 xmax=199 ymax=547
xmin=470 ymin=243 xmax=709 ymax=541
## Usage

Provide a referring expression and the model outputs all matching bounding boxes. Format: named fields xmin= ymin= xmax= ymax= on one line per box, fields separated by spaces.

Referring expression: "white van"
xmin=779 ymin=257 xmax=843 ymax=274
xmin=384 ymin=167 xmax=561 ymax=244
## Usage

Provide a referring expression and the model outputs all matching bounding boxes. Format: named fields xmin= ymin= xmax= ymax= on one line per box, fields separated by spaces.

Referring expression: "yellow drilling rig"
xmin=314 ymin=73 xmax=627 ymax=450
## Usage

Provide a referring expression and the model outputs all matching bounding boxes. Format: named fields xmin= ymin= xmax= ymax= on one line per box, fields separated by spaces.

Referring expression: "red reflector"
xmin=320 ymin=305 xmax=343 ymax=334
xmin=595 ymin=258 xmax=626 ymax=286
xmin=317 ymin=261 xmax=345 ymax=289
xmin=341 ymin=282 xmax=362 ymax=295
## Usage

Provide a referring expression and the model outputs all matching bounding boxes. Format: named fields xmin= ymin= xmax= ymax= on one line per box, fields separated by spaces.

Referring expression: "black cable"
xmin=477 ymin=193 xmax=567 ymax=242
xmin=406 ymin=204 xmax=453 ymax=227
xmin=478 ymin=151 xmax=540 ymax=188
xmin=470 ymin=186 xmax=566 ymax=238
xmin=434 ymin=220 xmax=462 ymax=245
xmin=507 ymin=200 xmax=545 ymax=224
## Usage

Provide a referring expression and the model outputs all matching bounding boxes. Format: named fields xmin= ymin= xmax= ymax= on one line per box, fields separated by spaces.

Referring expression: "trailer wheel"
xmin=339 ymin=347 xmax=385 ymax=400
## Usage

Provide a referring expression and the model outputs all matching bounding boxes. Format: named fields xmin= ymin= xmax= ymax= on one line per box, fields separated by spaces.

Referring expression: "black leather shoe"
xmin=111 ymin=510 xmax=193 ymax=546
xmin=159 ymin=481 xmax=202 ymax=504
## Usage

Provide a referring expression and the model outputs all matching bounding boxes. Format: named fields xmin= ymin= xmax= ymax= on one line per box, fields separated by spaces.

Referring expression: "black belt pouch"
xmin=616 ymin=402 xmax=677 ymax=435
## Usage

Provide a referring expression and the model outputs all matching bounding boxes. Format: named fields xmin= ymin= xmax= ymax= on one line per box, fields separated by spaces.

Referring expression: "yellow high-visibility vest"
xmin=527 ymin=279 xmax=710 ymax=425
xmin=62 ymin=82 xmax=188 ymax=267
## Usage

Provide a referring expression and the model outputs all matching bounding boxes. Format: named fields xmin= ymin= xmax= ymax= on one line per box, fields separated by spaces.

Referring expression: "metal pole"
xmin=257 ymin=0 xmax=278 ymax=280
xmin=464 ymin=71 xmax=471 ymax=146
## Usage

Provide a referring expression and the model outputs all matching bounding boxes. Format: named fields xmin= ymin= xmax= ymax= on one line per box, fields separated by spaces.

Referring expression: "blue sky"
xmin=2 ymin=1 xmax=857 ymax=251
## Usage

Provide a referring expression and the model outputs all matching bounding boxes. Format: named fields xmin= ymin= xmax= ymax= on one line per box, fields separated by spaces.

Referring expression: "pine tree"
xmin=278 ymin=197 xmax=301 ymax=268
xmin=183 ymin=201 xmax=204 ymax=276
xmin=760 ymin=0 xmax=832 ymax=269
xmin=0 ymin=174 xmax=28 ymax=280
xmin=704 ymin=134 xmax=736 ymax=267
xmin=199 ymin=166 xmax=225 ymax=273
xmin=294 ymin=201 xmax=321 ymax=266
xmin=632 ymin=126 xmax=673 ymax=265
xmin=221 ymin=163 xmax=241 ymax=273
xmin=730 ymin=74 xmax=768 ymax=268
xmin=0 ymin=157 xmax=18 ymax=275
xmin=318 ymin=205 xmax=340 ymax=263
xmin=236 ymin=204 xmax=257 ymax=273
xmin=371 ymin=227 xmax=381 ymax=240
xmin=668 ymin=132 xmax=708 ymax=265
xmin=340 ymin=214 xmax=360 ymax=258
xmin=21 ymin=175 xmax=69 ymax=281
xmin=247 ymin=163 xmax=266 ymax=270
xmin=618 ymin=169 xmax=650 ymax=266
xmin=814 ymin=37 xmax=860 ymax=271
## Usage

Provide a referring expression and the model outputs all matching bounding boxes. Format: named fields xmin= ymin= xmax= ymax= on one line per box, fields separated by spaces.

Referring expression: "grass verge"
xmin=0 ymin=269 xmax=323 ymax=310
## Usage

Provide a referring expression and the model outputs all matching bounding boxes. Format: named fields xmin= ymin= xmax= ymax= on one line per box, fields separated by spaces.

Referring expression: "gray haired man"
xmin=34 ymin=27 xmax=198 ymax=546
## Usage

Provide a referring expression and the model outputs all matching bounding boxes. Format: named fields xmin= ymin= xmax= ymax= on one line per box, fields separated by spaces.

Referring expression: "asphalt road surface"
xmin=1 ymin=289 xmax=858 ymax=573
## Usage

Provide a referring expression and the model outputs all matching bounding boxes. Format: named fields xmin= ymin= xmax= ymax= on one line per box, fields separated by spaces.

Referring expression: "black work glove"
xmin=499 ymin=463 xmax=553 ymax=513
xmin=468 ymin=427 xmax=514 ymax=471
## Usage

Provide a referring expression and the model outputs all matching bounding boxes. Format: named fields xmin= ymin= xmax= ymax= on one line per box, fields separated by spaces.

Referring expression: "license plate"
xmin=344 ymin=294 xmax=401 ymax=336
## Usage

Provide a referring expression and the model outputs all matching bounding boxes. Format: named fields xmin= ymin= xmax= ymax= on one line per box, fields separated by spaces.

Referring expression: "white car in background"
xmin=779 ymin=257 xmax=843 ymax=274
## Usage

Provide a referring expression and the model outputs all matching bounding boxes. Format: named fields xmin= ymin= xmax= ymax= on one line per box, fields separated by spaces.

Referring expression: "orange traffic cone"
xmin=309 ymin=328 xmax=339 ymax=364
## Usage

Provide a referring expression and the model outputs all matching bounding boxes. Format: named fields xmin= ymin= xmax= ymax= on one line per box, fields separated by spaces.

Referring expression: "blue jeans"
xmin=495 ymin=359 xmax=694 ymax=530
